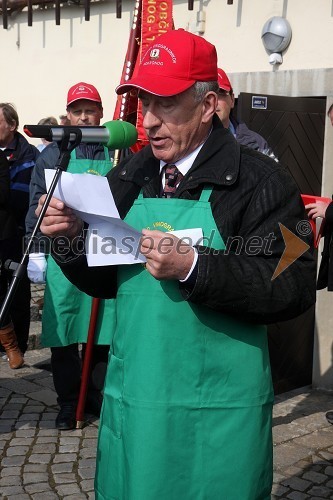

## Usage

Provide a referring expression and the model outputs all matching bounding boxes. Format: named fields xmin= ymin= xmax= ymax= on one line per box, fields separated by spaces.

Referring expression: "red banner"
xmin=113 ymin=0 xmax=174 ymax=152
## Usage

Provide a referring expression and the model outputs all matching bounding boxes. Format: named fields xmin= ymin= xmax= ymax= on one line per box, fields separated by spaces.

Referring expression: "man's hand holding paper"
xmin=38 ymin=171 xmax=203 ymax=268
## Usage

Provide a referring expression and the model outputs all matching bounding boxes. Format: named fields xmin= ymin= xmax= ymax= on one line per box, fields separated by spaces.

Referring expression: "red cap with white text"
xmin=116 ymin=29 xmax=218 ymax=97
xmin=67 ymin=82 xmax=102 ymax=107
xmin=217 ymin=68 xmax=232 ymax=92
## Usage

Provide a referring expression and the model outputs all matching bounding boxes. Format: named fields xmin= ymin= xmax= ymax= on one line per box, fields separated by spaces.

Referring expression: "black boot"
xmin=55 ymin=404 xmax=76 ymax=430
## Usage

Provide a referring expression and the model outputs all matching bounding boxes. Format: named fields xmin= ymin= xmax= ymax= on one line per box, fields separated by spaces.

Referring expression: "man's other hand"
xmin=140 ymin=229 xmax=195 ymax=280
xmin=36 ymin=195 xmax=83 ymax=239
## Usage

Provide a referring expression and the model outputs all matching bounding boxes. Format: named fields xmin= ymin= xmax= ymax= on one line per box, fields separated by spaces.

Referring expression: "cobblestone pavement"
xmin=1 ymin=327 xmax=333 ymax=498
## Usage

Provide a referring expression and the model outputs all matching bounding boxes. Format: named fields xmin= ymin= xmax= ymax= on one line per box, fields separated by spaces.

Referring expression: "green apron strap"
xmin=199 ymin=185 xmax=214 ymax=202
xmin=103 ymin=146 xmax=112 ymax=162
xmin=138 ymin=190 xmax=145 ymax=200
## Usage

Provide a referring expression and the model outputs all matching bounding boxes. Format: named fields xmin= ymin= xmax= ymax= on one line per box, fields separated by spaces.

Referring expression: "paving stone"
xmin=1 ymin=456 xmax=26 ymax=467
xmin=56 ymin=483 xmax=82 ymax=496
xmin=28 ymin=453 xmax=52 ymax=464
xmin=0 ymin=485 xmax=26 ymax=495
xmin=78 ymin=458 xmax=96 ymax=469
xmin=25 ymin=482 xmax=53 ymax=494
xmin=59 ymin=444 xmax=80 ymax=453
xmin=10 ymin=437 xmax=34 ymax=446
xmin=274 ymin=443 xmax=314 ymax=470
xmin=0 ymin=466 xmax=21 ymax=477
xmin=0 ymin=475 xmax=22 ymax=486
xmin=324 ymin=465 xmax=333 ymax=476
xmin=81 ymin=479 xmax=94 ymax=492
xmin=23 ymin=472 xmax=49 ymax=484
xmin=60 ymin=437 xmax=81 ymax=445
xmin=35 ymin=436 xmax=58 ymax=444
xmin=53 ymin=453 xmax=78 ymax=463
xmin=293 ymin=430 xmax=333 ymax=451
xmin=306 ymin=484 xmax=333 ymax=497
xmin=271 ymin=483 xmax=290 ymax=496
xmin=301 ymin=471 xmax=327 ymax=484
xmin=53 ymin=473 xmax=77 ymax=484
xmin=32 ymin=443 xmax=56 ymax=454
xmin=286 ymin=492 xmax=310 ymax=499
xmin=282 ymin=476 xmax=312 ymax=491
xmin=15 ymin=429 xmax=36 ymax=438
xmin=78 ymin=467 xmax=95 ymax=480
xmin=6 ymin=445 xmax=30 ymax=456
xmin=24 ymin=463 xmax=48 ymax=472
xmin=80 ymin=447 xmax=97 ymax=459
xmin=51 ymin=462 xmax=74 ymax=474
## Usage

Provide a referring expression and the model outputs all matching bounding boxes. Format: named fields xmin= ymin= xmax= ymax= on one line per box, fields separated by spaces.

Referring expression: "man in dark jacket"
xmin=25 ymin=82 xmax=122 ymax=431
xmin=0 ymin=103 xmax=39 ymax=365
xmin=216 ymin=67 xmax=276 ymax=158
xmin=35 ymin=30 xmax=316 ymax=500
xmin=0 ymin=149 xmax=26 ymax=368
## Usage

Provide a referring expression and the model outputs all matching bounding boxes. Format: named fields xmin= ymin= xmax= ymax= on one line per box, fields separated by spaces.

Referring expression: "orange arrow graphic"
xmin=272 ymin=223 xmax=310 ymax=281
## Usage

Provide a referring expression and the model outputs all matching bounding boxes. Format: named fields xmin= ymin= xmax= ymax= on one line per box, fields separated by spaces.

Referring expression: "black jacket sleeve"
xmin=0 ymin=150 xmax=10 ymax=208
xmin=182 ymin=167 xmax=316 ymax=324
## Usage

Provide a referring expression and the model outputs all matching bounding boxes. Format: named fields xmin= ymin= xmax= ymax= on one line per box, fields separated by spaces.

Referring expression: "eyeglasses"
xmin=218 ymin=89 xmax=231 ymax=97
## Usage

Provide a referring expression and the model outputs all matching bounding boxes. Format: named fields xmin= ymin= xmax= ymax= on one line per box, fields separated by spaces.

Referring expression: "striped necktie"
xmin=162 ymin=164 xmax=183 ymax=198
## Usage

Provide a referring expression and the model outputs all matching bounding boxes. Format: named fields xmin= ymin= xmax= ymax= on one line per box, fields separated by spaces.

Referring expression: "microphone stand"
xmin=0 ymin=128 xmax=82 ymax=328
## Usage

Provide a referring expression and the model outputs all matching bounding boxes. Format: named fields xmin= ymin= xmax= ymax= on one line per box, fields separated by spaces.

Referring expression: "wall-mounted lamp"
xmin=261 ymin=16 xmax=292 ymax=65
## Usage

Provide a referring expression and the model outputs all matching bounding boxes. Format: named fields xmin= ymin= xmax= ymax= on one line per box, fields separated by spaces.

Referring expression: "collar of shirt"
xmin=228 ymin=120 xmax=236 ymax=137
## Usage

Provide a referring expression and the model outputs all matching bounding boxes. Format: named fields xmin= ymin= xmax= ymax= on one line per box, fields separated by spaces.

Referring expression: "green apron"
xmin=96 ymin=188 xmax=274 ymax=500
xmin=41 ymin=148 xmax=115 ymax=347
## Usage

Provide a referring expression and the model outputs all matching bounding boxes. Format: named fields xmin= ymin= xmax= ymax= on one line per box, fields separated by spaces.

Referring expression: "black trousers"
xmin=51 ymin=343 xmax=110 ymax=406
xmin=0 ymin=236 xmax=31 ymax=354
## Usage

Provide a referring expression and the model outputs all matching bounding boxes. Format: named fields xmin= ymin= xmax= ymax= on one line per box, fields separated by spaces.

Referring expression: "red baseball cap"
xmin=116 ymin=29 xmax=218 ymax=97
xmin=217 ymin=68 xmax=232 ymax=92
xmin=67 ymin=82 xmax=102 ymax=107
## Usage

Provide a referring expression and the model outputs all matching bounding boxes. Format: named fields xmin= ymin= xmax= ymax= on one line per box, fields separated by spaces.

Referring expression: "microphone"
xmin=23 ymin=120 xmax=138 ymax=149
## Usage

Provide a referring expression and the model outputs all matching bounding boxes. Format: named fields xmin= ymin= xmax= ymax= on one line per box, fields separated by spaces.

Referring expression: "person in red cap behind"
xmin=36 ymin=29 xmax=315 ymax=499
xmin=25 ymin=82 xmax=125 ymax=430
xmin=217 ymin=67 xmax=276 ymax=158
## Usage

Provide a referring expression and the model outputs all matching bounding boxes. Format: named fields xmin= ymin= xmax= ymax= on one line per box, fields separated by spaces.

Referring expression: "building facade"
xmin=1 ymin=0 xmax=333 ymax=389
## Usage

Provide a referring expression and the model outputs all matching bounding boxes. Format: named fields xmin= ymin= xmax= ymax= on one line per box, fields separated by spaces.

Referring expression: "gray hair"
xmin=0 ymin=103 xmax=19 ymax=130
xmin=38 ymin=116 xmax=58 ymax=126
xmin=191 ymin=81 xmax=219 ymax=102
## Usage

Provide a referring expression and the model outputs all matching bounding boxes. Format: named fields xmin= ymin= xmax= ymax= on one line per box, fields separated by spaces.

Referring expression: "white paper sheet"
xmin=44 ymin=170 xmax=203 ymax=266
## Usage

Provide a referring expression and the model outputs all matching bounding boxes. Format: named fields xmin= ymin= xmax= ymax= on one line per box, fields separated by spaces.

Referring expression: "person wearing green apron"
xmin=25 ymin=82 xmax=122 ymax=430
xmin=37 ymin=32 xmax=316 ymax=498
xmin=96 ymin=187 xmax=274 ymax=499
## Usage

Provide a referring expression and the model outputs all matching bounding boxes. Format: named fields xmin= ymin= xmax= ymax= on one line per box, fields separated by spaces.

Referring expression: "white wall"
xmin=1 ymin=0 xmax=333 ymax=141
xmin=1 ymin=0 xmax=333 ymax=388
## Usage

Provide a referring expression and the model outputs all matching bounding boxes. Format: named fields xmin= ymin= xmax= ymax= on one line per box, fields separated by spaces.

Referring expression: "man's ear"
xmin=202 ymin=92 xmax=218 ymax=123
xmin=230 ymin=93 xmax=235 ymax=111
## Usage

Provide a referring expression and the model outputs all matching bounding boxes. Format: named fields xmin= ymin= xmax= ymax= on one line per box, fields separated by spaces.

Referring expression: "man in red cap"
xmin=26 ymin=82 xmax=121 ymax=430
xmin=217 ymin=67 xmax=276 ymax=157
xmin=36 ymin=30 xmax=315 ymax=499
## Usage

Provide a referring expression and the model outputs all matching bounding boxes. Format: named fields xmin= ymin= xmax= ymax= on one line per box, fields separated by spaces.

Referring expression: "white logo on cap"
xmin=150 ymin=49 xmax=160 ymax=60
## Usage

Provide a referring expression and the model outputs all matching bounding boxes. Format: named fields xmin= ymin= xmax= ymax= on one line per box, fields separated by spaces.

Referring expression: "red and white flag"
xmin=113 ymin=0 xmax=174 ymax=152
